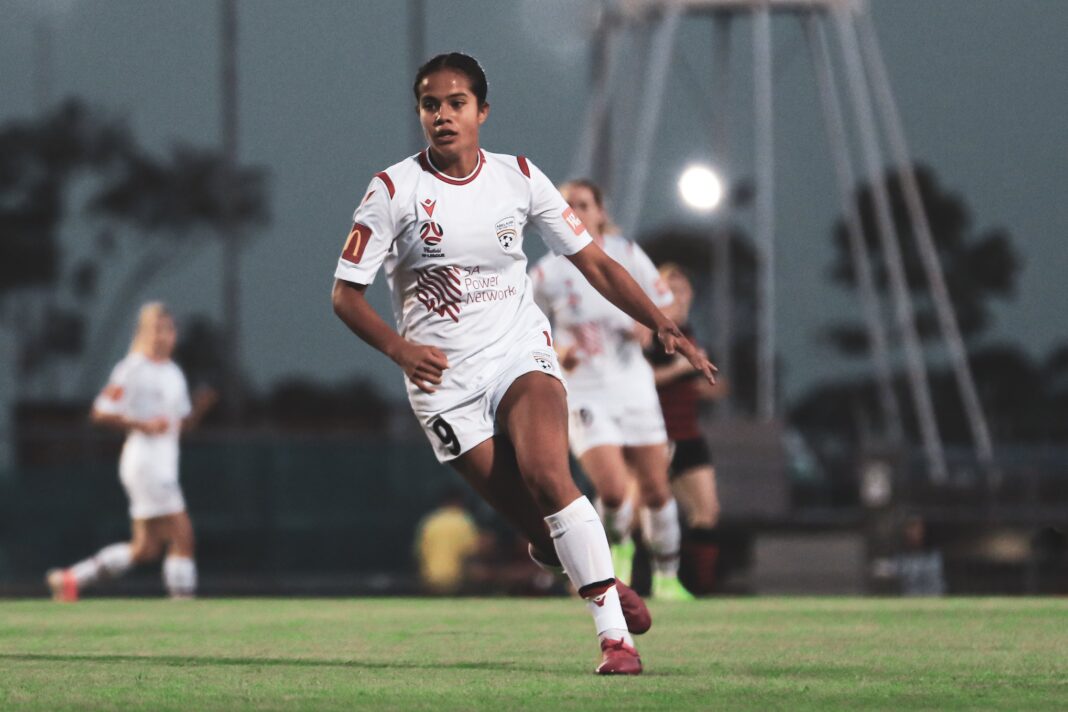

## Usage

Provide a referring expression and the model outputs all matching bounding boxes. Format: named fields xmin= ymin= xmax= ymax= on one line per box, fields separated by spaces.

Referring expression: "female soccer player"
xmin=47 ymin=303 xmax=215 ymax=601
xmin=331 ymin=53 xmax=715 ymax=675
xmin=530 ymin=179 xmax=692 ymax=601
xmin=646 ymin=264 xmax=724 ymax=594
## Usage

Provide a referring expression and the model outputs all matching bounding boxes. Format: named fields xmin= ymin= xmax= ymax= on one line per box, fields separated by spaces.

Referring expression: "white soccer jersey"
xmin=530 ymin=233 xmax=673 ymax=396
xmin=334 ymin=149 xmax=592 ymax=414
xmin=93 ymin=353 xmax=191 ymax=485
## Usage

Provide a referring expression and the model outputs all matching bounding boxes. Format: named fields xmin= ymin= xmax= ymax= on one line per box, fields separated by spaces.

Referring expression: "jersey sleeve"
xmin=525 ymin=160 xmax=592 ymax=257
xmin=334 ymin=174 xmax=397 ymax=285
xmin=92 ymin=360 xmax=133 ymax=417
xmin=628 ymin=242 xmax=674 ymax=309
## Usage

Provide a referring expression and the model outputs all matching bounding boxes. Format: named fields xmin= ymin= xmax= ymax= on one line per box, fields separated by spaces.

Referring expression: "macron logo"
xmin=421 ymin=198 xmax=437 ymax=218
xmin=563 ymin=207 xmax=584 ymax=236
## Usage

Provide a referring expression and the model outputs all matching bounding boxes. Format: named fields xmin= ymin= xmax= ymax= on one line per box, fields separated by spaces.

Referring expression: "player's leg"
xmin=450 ymin=436 xmax=560 ymax=565
xmin=497 ymin=371 xmax=641 ymax=674
xmin=673 ymin=463 xmax=720 ymax=529
xmin=579 ymin=446 xmax=634 ymax=542
xmin=625 ymin=443 xmax=691 ymax=600
xmin=161 ymin=511 xmax=197 ymax=599
xmin=451 ymin=437 xmax=651 ymax=639
xmin=578 ymin=446 xmax=637 ymax=583
xmin=672 ymin=455 xmax=721 ymax=595
xmin=47 ymin=518 xmax=161 ymax=601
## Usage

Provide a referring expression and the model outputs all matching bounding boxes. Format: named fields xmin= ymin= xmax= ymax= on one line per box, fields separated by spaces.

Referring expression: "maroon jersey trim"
xmin=374 ymin=171 xmax=395 ymax=198
xmin=418 ymin=149 xmax=486 ymax=185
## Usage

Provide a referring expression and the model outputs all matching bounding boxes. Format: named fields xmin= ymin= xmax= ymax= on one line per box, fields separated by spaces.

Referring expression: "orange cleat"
xmin=46 ymin=569 xmax=78 ymax=602
xmin=616 ymin=580 xmax=652 ymax=634
xmin=596 ymin=637 xmax=643 ymax=675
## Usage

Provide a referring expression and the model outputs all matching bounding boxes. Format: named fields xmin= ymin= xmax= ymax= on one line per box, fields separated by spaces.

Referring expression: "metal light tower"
xmin=572 ymin=0 xmax=995 ymax=482
xmin=220 ymin=0 xmax=242 ymax=418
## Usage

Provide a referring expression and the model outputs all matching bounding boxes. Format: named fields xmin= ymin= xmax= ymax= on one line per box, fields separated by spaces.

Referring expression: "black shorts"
xmin=668 ymin=437 xmax=713 ymax=479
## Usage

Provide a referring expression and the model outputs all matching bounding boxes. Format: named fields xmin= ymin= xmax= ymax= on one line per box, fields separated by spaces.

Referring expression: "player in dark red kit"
xmin=331 ymin=53 xmax=717 ymax=674
xmin=645 ymin=264 xmax=724 ymax=594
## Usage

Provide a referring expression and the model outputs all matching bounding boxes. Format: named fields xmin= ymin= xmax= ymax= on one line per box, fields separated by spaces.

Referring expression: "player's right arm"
xmin=332 ymin=280 xmax=449 ymax=393
xmin=331 ymin=173 xmax=449 ymax=394
xmin=90 ymin=362 xmax=168 ymax=434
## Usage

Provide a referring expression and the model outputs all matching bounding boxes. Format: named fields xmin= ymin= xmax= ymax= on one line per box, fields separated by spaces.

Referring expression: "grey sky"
xmin=2 ymin=0 xmax=1065 ymax=405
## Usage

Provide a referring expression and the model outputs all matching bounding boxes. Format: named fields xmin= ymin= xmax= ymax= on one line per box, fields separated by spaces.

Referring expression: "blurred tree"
xmin=824 ymin=164 xmax=1019 ymax=356
xmin=0 ymin=100 xmax=129 ymax=294
xmin=0 ymin=100 xmax=131 ymax=388
xmin=0 ymin=99 xmax=269 ymax=403
xmin=173 ymin=315 xmax=230 ymax=393
xmin=263 ymin=377 xmax=391 ymax=432
xmin=80 ymin=143 xmax=269 ymax=394
xmin=791 ymin=342 xmax=1065 ymax=450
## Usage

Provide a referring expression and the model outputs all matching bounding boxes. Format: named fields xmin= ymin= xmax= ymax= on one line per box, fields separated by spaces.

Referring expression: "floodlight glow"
xmin=678 ymin=165 xmax=724 ymax=212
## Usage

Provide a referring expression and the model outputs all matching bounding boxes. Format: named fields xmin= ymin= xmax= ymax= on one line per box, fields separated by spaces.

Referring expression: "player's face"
xmin=149 ymin=314 xmax=177 ymax=360
xmin=561 ymin=185 xmax=606 ymax=241
xmin=666 ymin=272 xmax=693 ymax=317
xmin=417 ymin=69 xmax=488 ymax=161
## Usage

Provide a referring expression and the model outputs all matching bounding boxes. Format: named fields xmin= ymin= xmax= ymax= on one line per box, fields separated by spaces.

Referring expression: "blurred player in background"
xmin=530 ymin=180 xmax=692 ymax=601
xmin=47 ymin=302 xmax=216 ymax=601
xmin=331 ymin=53 xmax=715 ymax=674
xmin=645 ymin=264 xmax=724 ymax=595
xmin=415 ymin=488 xmax=482 ymax=594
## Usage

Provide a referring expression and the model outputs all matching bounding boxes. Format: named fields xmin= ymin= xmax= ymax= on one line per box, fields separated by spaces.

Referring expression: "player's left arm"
xmin=182 ymin=386 xmax=218 ymax=432
xmin=567 ymin=242 xmax=716 ymax=385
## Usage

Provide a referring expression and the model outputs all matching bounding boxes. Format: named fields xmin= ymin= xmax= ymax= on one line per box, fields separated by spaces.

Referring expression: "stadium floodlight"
xmin=677 ymin=164 xmax=723 ymax=212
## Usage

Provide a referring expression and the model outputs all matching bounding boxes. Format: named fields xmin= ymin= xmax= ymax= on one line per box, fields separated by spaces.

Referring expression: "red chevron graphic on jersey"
xmin=420 ymin=198 xmax=437 ymax=217
xmin=415 ymin=265 xmax=462 ymax=322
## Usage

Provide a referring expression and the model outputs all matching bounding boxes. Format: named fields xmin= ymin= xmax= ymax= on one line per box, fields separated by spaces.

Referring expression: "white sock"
xmin=594 ymin=497 xmax=634 ymax=544
xmin=69 ymin=542 xmax=132 ymax=588
xmin=640 ymin=498 xmax=681 ymax=576
xmin=163 ymin=556 xmax=197 ymax=598
xmin=544 ymin=496 xmax=632 ymax=645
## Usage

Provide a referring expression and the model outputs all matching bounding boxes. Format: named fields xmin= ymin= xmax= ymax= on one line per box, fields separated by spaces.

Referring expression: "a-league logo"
xmin=420 ymin=221 xmax=444 ymax=245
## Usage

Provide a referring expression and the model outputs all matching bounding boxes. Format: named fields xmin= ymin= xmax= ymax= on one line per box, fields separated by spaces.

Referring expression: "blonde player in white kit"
xmin=531 ymin=179 xmax=692 ymax=601
xmin=331 ymin=53 xmax=716 ymax=675
xmin=47 ymin=303 xmax=215 ymax=601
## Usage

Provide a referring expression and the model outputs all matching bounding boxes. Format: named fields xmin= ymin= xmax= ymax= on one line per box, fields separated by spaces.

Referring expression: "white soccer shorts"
xmin=119 ymin=467 xmax=186 ymax=520
xmin=567 ymin=394 xmax=668 ymax=458
xmin=417 ymin=332 xmax=566 ymax=464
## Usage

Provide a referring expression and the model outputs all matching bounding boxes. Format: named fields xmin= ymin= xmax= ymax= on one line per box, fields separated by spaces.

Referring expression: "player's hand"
xmin=192 ymin=387 xmax=219 ymax=414
xmin=656 ymin=322 xmax=718 ymax=385
xmin=397 ymin=341 xmax=450 ymax=394
xmin=137 ymin=417 xmax=170 ymax=435
xmin=559 ymin=345 xmax=581 ymax=372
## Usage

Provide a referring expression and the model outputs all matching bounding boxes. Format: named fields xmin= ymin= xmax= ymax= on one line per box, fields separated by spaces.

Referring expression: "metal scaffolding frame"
xmin=572 ymin=0 xmax=994 ymax=482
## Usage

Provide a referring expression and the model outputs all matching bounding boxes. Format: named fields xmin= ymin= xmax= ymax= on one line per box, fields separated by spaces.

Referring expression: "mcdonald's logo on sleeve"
xmin=341 ymin=222 xmax=372 ymax=264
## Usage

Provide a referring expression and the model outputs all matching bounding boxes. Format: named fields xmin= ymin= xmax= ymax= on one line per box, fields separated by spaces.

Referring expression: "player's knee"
xmin=599 ymin=489 xmax=628 ymax=510
xmin=130 ymin=539 xmax=163 ymax=563
xmin=638 ymin=482 xmax=671 ymax=510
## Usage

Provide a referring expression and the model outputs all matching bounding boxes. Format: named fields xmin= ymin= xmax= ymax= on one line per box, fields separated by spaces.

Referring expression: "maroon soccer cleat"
xmin=596 ymin=637 xmax=643 ymax=675
xmin=616 ymin=580 xmax=652 ymax=634
xmin=46 ymin=568 xmax=78 ymax=602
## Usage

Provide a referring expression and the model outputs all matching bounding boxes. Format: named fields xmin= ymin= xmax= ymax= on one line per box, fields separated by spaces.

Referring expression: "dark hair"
xmin=561 ymin=178 xmax=605 ymax=208
xmin=413 ymin=52 xmax=488 ymax=107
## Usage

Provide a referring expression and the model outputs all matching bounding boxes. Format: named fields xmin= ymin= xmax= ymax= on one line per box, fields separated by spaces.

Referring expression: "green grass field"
xmin=1 ymin=597 xmax=1066 ymax=710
